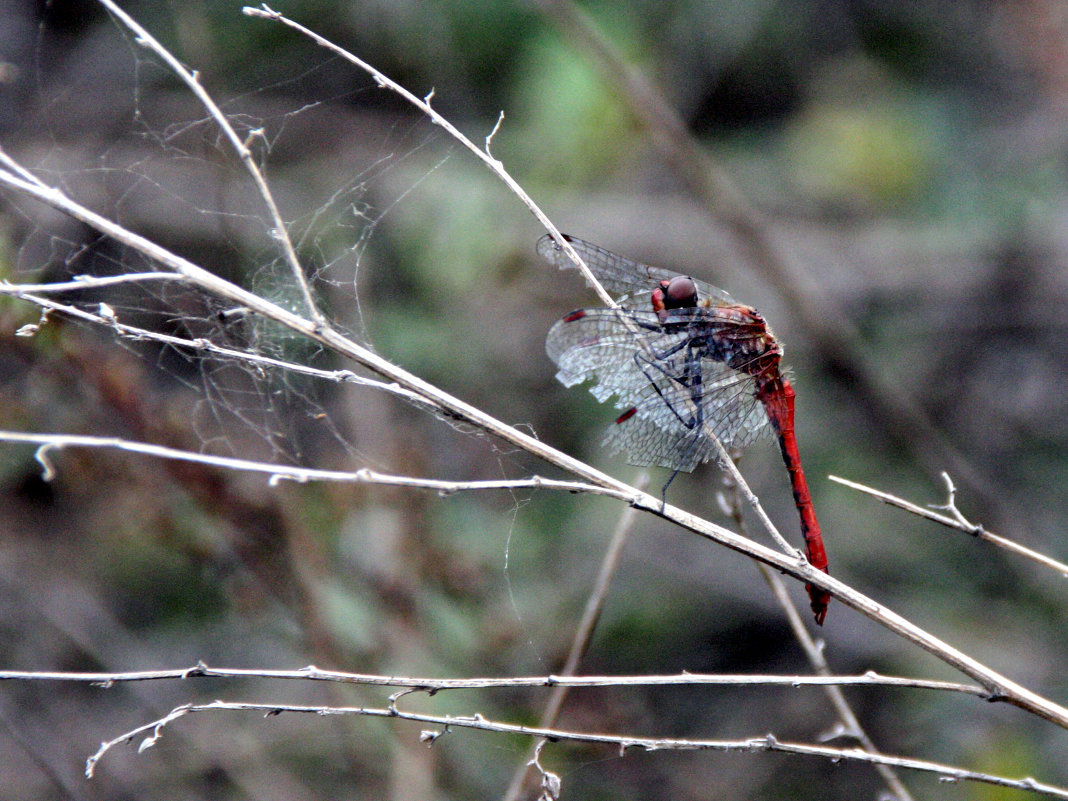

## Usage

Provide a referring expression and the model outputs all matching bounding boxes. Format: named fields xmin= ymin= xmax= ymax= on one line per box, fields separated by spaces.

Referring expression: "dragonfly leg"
xmin=631 ymin=350 xmax=703 ymax=431
xmin=618 ymin=346 xmax=714 ymax=482
xmin=658 ymin=468 xmax=683 ymax=512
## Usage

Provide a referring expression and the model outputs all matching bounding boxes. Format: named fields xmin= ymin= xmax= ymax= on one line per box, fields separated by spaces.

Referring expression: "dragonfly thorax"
xmin=704 ymin=304 xmax=784 ymax=377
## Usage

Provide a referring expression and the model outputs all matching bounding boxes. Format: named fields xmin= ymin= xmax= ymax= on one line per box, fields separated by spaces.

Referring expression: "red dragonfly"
xmin=541 ymin=234 xmax=831 ymax=625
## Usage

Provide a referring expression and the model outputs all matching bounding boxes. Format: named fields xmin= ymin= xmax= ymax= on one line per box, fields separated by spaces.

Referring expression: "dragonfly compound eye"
xmin=662 ymin=276 xmax=698 ymax=309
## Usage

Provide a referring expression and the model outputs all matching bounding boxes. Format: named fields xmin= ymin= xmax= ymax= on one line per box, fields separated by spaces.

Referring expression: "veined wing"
xmin=546 ymin=308 xmax=690 ymax=397
xmin=603 ymin=349 xmax=770 ymax=471
xmin=546 ymin=307 xmax=771 ymax=469
xmin=537 ymin=234 xmax=734 ymax=308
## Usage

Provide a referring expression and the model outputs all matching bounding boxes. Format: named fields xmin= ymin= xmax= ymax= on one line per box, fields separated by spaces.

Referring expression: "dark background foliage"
xmin=1 ymin=1 xmax=1067 ymax=799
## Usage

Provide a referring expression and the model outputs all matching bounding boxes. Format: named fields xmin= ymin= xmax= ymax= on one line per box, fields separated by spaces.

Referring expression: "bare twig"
xmin=722 ymin=475 xmax=913 ymax=801
xmin=0 ymin=282 xmax=450 ymax=413
xmin=1 ymin=272 xmax=183 ymax=293
xmin=830 ymin=474 xmax=1068 ymax=578
xmin=82 ymin=698 xmax=1068 ymax=799
xmin=929 ymin=472 xmax=984 ymax=532
xmin=0 ymin=430 xmax=628 ymax=499
xmin=707 ymin=427 xmax=798 ymax=558
xmin=241 ymin=4 xmax=616 ymax=309
xmin=0 ymin=664 xmax=988 ymax=697
xmin=528 ymin=741 xmax=560 ymax=801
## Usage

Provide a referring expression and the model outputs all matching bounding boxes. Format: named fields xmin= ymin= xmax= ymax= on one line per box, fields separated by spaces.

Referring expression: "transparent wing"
xmin=606 ymin=352 xmax=769 ymax=472
xmin=537 ymin=234 xmax=733 ymax=308
xmin=546 ymin=307 xmax=771 ymax=471
xmin=546 ymin=308 xmax=689 ymax=398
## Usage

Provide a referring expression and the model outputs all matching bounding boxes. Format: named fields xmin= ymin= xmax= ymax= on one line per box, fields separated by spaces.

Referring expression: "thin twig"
xmin=83 ymin=699 xmax=1068 ymax=799
xmin=0 ymin=664 xmax=988 ymax=696
xmin=830 ymin=475 xmax=1068 ymax=578
xmin=706 ymin=427 xmax=798 ymax=558
xmin=0 ymin=430 xmax=628 ymax=499
xmin=502 ymin=472 xmax=650 ymax=801
xmin=929 ymin=472 xmax=983 ymax=531
xmin=0 ymin=272 xmax=183 ymax=293
xmin=0 ymin=284 xmax=446 ymax=413
xmin=241 ymin=4 xmax=617 ymax=309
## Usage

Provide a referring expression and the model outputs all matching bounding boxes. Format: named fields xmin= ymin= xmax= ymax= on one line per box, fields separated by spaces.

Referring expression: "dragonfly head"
xmin=652 ymin=276 xmax=699 ymax=313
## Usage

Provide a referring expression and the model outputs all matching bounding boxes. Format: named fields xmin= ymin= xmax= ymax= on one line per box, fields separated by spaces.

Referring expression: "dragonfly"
xmin=541 ymin=233 xmax=831 ymax=625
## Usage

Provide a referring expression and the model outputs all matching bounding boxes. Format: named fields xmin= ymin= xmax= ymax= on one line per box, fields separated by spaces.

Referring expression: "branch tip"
xmin=420 ymin=728 xmax=445 ymax=745
xmin=485 ymin=110 xmax=505 ymax=157
xmin=34 ymin=444 xmax=57 ymax=481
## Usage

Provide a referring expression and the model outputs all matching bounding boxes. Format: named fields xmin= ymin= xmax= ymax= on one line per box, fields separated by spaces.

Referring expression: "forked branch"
xmin=830 ymin=474 xmax=1068 ymax=578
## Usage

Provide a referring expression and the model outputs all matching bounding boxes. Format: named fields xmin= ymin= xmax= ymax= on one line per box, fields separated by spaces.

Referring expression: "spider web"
xmin=4 ymin=13 xmax=457 ymax=469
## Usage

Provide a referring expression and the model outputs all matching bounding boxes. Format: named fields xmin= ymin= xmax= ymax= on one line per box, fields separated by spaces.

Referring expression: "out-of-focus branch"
xmin=502 ymin=473 xmax=649 ymax=801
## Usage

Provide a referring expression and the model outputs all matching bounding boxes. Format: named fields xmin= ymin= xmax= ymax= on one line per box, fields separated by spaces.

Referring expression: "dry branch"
xmin=79 ymin=697 xmax=1068 ymax=799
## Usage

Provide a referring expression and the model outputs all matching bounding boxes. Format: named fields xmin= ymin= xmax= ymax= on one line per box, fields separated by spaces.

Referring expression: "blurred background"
xmin=1 ymin=1 xmax=1067 ymax=799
